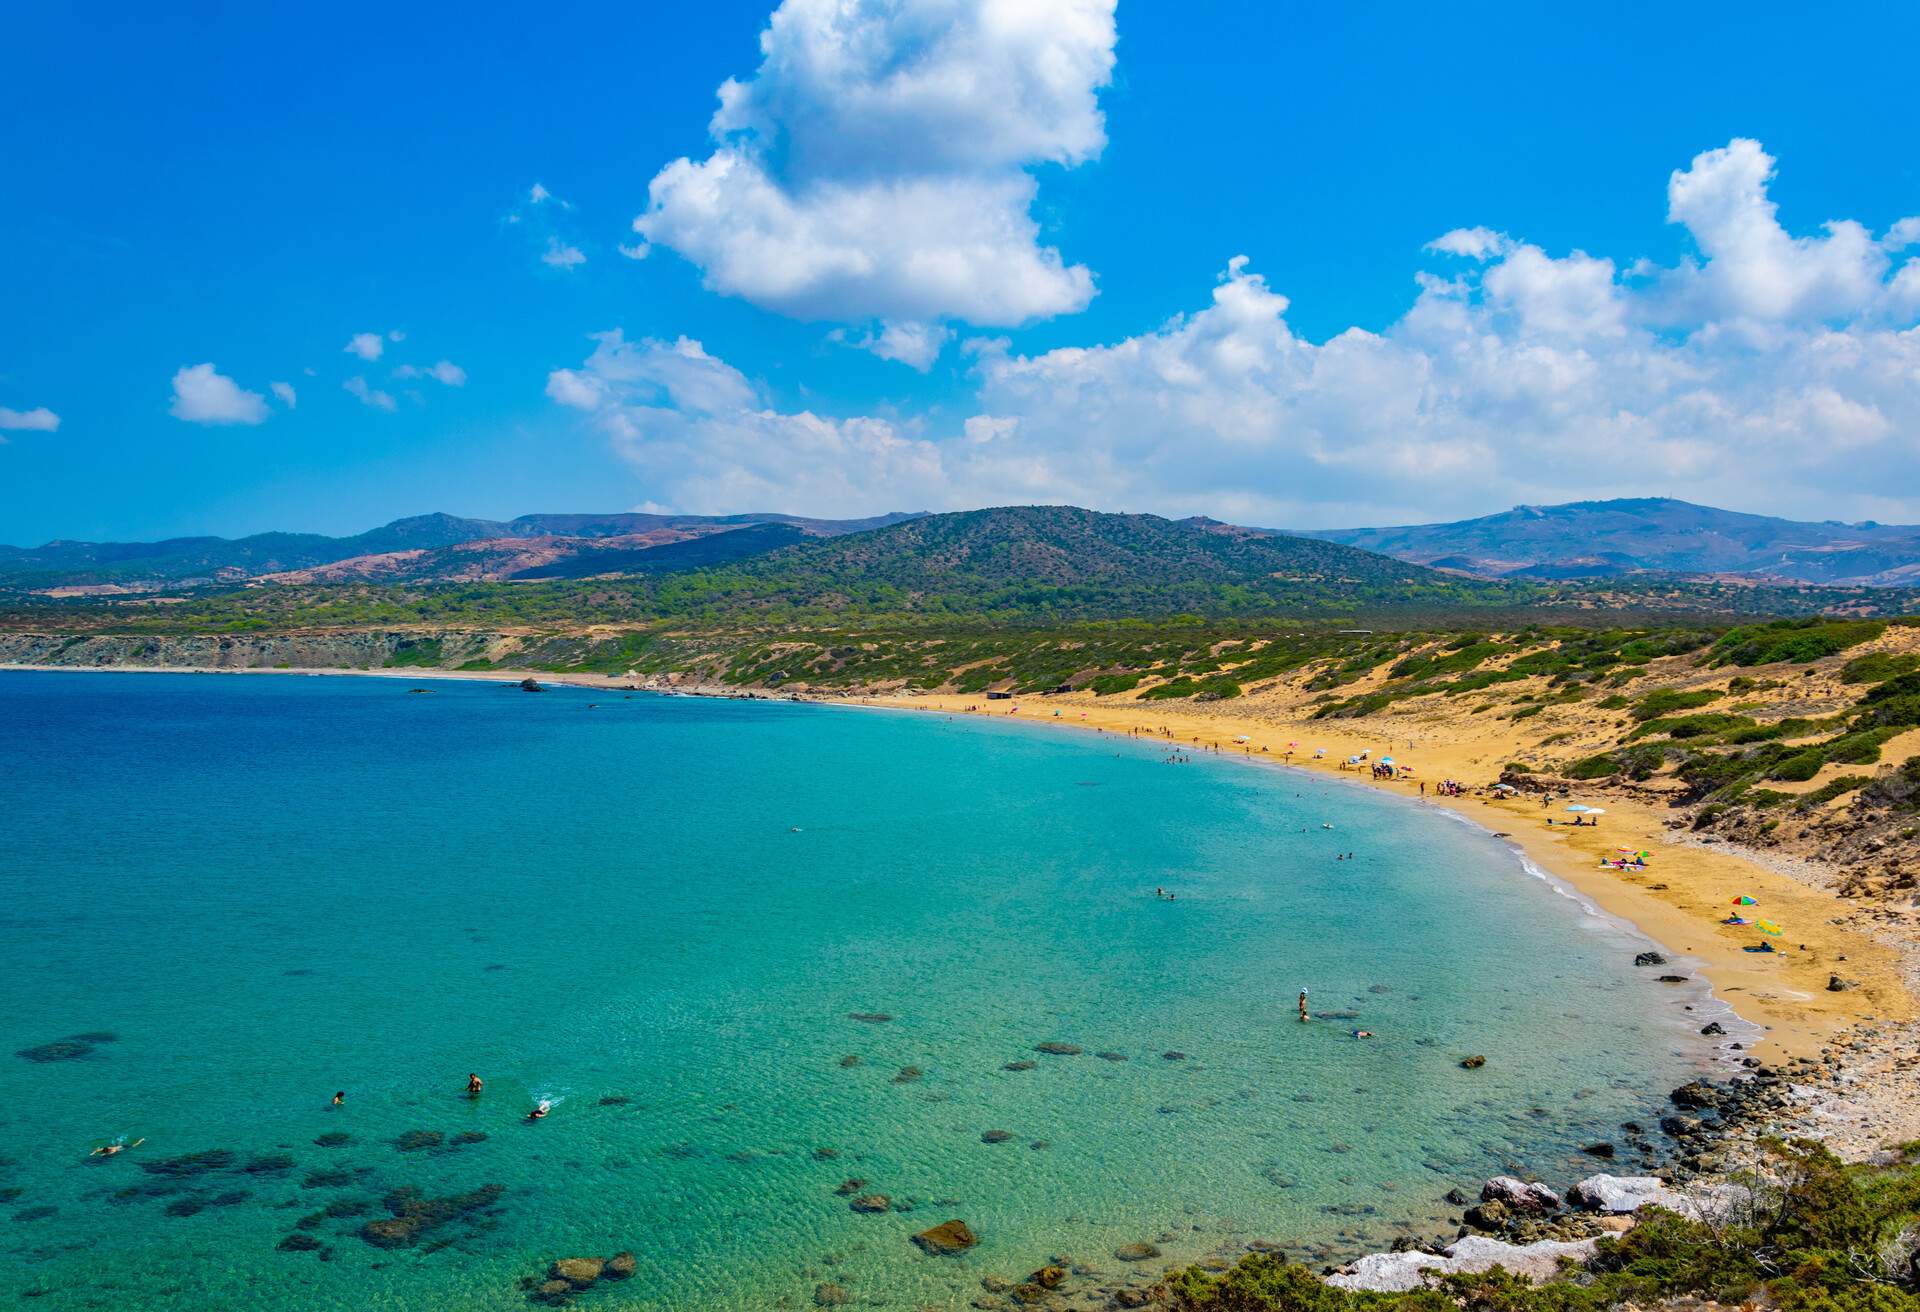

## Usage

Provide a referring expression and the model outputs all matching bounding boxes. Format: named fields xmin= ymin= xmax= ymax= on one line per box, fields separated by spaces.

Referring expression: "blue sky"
xmin=4 ymin=0 xmax=1918 ymax=544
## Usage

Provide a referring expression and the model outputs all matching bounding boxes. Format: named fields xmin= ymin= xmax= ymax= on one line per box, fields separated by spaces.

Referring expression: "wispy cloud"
xmin=393 ymin=360 xmax=467 ymax=386
xmin=343 ymin=375 xmax=397 ymax=412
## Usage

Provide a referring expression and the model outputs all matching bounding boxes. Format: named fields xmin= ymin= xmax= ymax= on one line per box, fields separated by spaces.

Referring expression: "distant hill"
xmin=1294 ymin=499 xmax=1920 ymax=586
xmin=0 ymin=511 xmax=919 ymax=591
xmin=701 ymin=505 xmax=1484 ymax=616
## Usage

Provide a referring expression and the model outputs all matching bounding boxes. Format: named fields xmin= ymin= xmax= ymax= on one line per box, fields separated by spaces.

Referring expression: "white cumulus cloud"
xmin=0 ymin=405 xmax=60 ymax=432
xmin=633 ymin=0 xmax=1117 ymax=366
xmin=169 ymin=364 xmax=270 ymax=426
xmin=344 ymin=332 xmax=386 ymax=362
xmin=554 ymin=138 xmax=1920 ymax=525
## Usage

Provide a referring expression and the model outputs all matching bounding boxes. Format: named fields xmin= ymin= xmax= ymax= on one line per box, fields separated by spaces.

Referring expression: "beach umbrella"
xmin=1380 ymin=756 xmax=1395 ymax=766
xmin=1584 ymin=808 xmax=1607 ymax=816
xmin=1730 ymin=895 xmax=1758 ymax=906
xmin=1566 ymin=804 xmax=1591 ymax=812
xmin=1756 ymin=919 xmax=1783 ymax=936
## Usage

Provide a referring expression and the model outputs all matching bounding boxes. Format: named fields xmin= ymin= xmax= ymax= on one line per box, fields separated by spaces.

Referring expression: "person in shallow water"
xmin=331 ymin=1091 xmax=344 ymax=1106
xmin=1298 ymin=989 xmax=1310 ymax=1022
xmin=467 ymin=1073 xmax=483 ymax=1095
xmin=526 ymin=1100 xmax=551 ymax=1121
xmin=89 ymin=1137 xmax=143 ymax=1158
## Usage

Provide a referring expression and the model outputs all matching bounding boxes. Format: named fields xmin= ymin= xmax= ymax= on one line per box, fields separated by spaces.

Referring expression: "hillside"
xmin=0 ymin=510 xmax=918 ymax=591
xmin=1297 ymin=498 xmax=1920 ymax=585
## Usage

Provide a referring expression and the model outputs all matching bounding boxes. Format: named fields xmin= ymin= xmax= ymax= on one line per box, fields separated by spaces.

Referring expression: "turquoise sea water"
xmin=0 ymin=672 xmax=1723 ymax=1310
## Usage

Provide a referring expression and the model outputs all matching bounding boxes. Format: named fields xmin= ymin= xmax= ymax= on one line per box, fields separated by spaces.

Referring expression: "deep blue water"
xmin=0 ymin=672 xmax=1717 ymax=1309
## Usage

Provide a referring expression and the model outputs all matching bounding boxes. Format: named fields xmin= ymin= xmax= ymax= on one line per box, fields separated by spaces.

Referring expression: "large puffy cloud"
xmin=559 ymin=139 xmax=1920 ymax=524
xmin=169 ymin=364 xmax=270 ymax=426
xmin=633 ymin=0 xmax=1115 ymax=363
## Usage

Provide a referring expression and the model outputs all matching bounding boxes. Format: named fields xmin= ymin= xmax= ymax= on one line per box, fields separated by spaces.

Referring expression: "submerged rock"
xmin=981 ymin=1130 xmax=1014 ymax=1144
xmin=913 ymin=1219 xmax=979 ymax=1255
xmin=395 ymin=1130 xmax=444 ymax=1153
xmin=1002 ymin=1060 xmax=1037 ymax=1072
xmin=313 ymin=1132 xmax=351 ymax=1148
xmin=1633 ymin=951 xmax=1667 ymax=967
xmin=277 ymin=1232 xmax=323 ymax=1253
xmin=813 ymin=1282 xmax=851 ymax=1306
xmin=892 ymin=1065 xmax=923 ymax=1084
xmin=15 ymin=1039 xmax=94 ymax=1063
xmin=550 ymin=1257 xmax=604 ymax=1287
xmin=1113 ymin=1242 xmax=1161 ymax=1261
xmin=849 ymin=1194 xmax=891 ymax=1213
xmin=141 ymin=1150 xmax=237 ymax=1178
xmin=1459 ymin=1055 xmax=1486 ymax=1069
xmin=1033 ymin=1042 xmax=1083 ymax=1056
xmin=848 ymin=1012 xmax=894 ymax=1024
xmin=605 ymin=1252 xmax=637 ymax=1280
xmin=1096 ymin=1051 xmax=1130 ymax=1062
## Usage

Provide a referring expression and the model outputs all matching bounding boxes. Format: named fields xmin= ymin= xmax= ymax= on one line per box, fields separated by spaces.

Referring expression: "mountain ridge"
xmin=1292 ymin=497 xmax=1920 ymax=586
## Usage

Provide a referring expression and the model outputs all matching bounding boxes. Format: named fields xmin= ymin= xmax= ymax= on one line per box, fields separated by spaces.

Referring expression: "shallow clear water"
xmin=0 ymin=672 xmax=1718 ymax=1309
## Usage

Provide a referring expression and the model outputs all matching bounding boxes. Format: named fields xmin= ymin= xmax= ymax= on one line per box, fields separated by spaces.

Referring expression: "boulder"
xmin=1669 ymin=1080 xmax=1724 ymax=1110
xmin=550 ymin=1258 xmax=604 ymax=1288
xmin=1581 ymin=1142 xmax=1616 ymax=1158
xmin=1829 ymin=976 xmax=1859 ymax=992
xmin=913 ymin=1219 xmax=979 ymax=1255
xmin=1633 ymin=951 xmax=1667 ymax=967
xmin=1463 ymin=1200 xmax=1510 ymax=1230
xmin=1113 ymin=1242 xmax=1161 ymax=1261
xmin=1459 ymin=1055 xmax=1486 ymax=1069
xmin=849 ymin=1194 xmax=891 ymax=1213
xmin=1327 ymin=1236 xmax=1598 ymax=1293
xmin=605 ymin=1252 xmax=637 ymax=1280
xmin=1480 ymin=1176 xmax=1561 ymax=1213
xmin=1115 ymin=1291 xmax=1151 ymax=1308
xmin=1567 ymin=1174 xmax=1682 ymax=1213
xmin=519 ymin=678 xmax=544 ymax=692
xmin=1700 ymin=1022 xmax=1725 ymax=1036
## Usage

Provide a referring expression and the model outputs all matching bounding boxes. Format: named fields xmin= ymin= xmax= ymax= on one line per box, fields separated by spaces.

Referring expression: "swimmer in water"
xmin=1298 ymin=989 xmax=1310 ymax=1022
xmin=527 ymin=1100 xmax=551 ymax=1121
xmin=467 ymin=1073 xmax=484 ymax=1095
xmin=89 ymin=1137 xmax=144 ymax=1158
xmin=332 ymin=1091 xmax=345 ymax=1106
xmin=1353 ymin=1030 xmax=1374 ymax=1039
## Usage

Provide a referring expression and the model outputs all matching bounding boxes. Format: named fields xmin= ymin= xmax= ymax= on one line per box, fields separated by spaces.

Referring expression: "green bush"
xmin=1631 ymin=687 xmax=1723 ymax=720
xmin=1841 ymin=651 xmax=1920 ymax=684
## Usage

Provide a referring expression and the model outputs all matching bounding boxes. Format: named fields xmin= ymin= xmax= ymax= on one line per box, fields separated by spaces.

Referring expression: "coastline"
xmin=9 ymin=660 xmax=1898 ymax=1062
xmin=8 ymin=659 xmax=1915 ymax=1307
